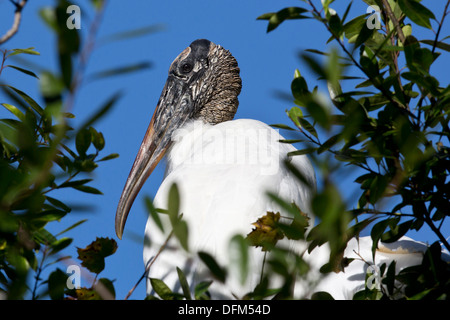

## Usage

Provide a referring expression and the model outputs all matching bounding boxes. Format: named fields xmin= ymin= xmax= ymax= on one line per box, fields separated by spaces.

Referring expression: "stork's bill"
xmin=115 ymin=39 xmax=242 ymax=239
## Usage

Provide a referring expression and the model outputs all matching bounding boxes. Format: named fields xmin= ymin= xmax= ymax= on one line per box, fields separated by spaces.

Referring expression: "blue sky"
xmin=0 ymin=0 xmax=448 ymax=299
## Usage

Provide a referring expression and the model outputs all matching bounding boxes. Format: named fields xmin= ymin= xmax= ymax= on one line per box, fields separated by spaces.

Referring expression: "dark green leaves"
xmin=198 ymin=252 xmax=227 ymax=283
xmin=257 ymin=7 xmax=309 ymax=33
xmin=257 ymin=0 xmax=450 ymax=300
xmin=397 ymin=0 xmax=436 ymax=29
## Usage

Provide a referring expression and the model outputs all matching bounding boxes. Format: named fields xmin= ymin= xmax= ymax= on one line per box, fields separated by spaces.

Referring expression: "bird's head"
xmin=115 ymin=39 xmax=242 ymax=239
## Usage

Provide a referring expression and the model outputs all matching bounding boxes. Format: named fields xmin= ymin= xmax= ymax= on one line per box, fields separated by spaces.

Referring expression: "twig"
xmin=124 ymin=230 xmax=174 ymax=300
xmin=381 ymin=0 xmax=405 ymax=44
xmin=64 ymin=1 xmax=108 ymax=112
xmin=424 ymin=215 xmax=450 ymax=253
xmin=306 ymin=0 xmax=417 ymax=120
xmin=431 ymin=0 xmax=450 ymax=54
xmin=0 ymin=0 xmax=28 ymax=45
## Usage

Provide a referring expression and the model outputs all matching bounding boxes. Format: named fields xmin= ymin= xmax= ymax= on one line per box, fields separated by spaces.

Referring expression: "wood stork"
xmin=115 ymin=39 xmax=449 ymax=299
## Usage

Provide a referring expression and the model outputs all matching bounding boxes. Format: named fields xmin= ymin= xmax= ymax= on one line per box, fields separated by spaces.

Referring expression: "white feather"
xmin=143 ymin=118 xmax=449 ymax=299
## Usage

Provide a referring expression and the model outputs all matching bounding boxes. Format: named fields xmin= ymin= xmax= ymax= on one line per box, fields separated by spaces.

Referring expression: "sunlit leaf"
xmin=7 ymin=48 xmax=40 ymax=57
xmin=1 ymin=103 xmax=26 ymax=121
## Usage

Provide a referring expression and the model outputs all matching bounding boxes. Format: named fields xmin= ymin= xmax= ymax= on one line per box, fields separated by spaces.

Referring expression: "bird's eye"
xmin=181 ymin=62 xmax=193 ymax=73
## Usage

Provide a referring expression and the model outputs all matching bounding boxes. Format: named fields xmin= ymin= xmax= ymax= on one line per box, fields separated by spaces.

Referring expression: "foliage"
xmin=0 ymin=0 xmax=155 ymax=299
xmin=145 ymin=0 xmax=449 ymax=301
xmin=1 ymin=0 xmax=449 ymax=301
xmin=258 ymin=0 xmax=450 ymax=299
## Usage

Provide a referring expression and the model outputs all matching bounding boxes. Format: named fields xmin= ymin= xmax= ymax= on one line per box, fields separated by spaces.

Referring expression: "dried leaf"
xmin=246 ymin=212 xmax=284 ymax=251
xmin=76 ymin=237 xmax=117 ymax=274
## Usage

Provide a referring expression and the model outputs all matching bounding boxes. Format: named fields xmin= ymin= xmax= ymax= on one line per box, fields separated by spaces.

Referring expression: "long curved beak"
xmin=115 ymin=75 xmax=194 ymax=239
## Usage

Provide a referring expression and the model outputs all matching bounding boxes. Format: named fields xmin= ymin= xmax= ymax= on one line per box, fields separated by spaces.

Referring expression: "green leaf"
xmin=194 ymin=281 xmax=212 ymax=300
xmin=96 ymin=278 xmax=116 ymax=299
xmin=7 ymin=47 xmax=40 ymax=57
xmin=167 ymin=183 xmax=189 ymax=251
xmin=287 ymin=106 xmax=303 ymax=128
xmin=39 ymin=7 xmax=58 ymax=31
xmin=59 ymin=179 xmax=93 ymax=189
xmin=343 ymin=14 xmax=366 ymax=43
xmin=73 ymin=185 xmax=103 ymax=195
xmin=145 ymin=196 xmax=164 ymax=233
xmin=98 ymin=153 xmax=119 ymax=161
xmin=150 ymin=278 xmax=174 ymax=300
xmin=176 ymin=267 xmax=192 ymax=300
xmin=311 ymin=291 xmax=335 ymax=300
xmin=46 ymin=196 xmax=72 ymax=213
xmin=371 ymin=218 xmax=394 ymax=259
xmin=39 ymin=71 xmax=64 ymax=98
xmin=420 ymin=39 xmax=450 ymax=52
xmin=398 ymin=0 xmax=436 ymax=29
xmin=353 ymin=20 xmax=375 ymax=49
xmin=75 ymin=128 xmax=92 ymax=156
xmin=3 ymin=85 xmax=44 ymax=116
xmin=167 ymin=183 xmax=180 ymax=227
xmin=288 ymin=148 xmax=317 ymax=156
xmin=291 ymin=76 xmax=310 ymax=100
xmin=49 ymin=237 xmax=73 ymax=255
xmin=297 ymin=117 xmax=318 ymax=138
xmin=198 ymin=251 xmax=227 ymax=283
xmin=381 ymin=220 xmax=414 ymax=243
xmin=317 ymin=134 xmax=340 ymax=154
xmin=55 ymin=219 xmax=87 ymax=237
xmin=48 ymin=269 xmax=68 ymax=300
xmin=229 ymin=235 xmax=249 ymax=285
xmin=4 ymin=65 xmax=39 ymax=79
xmin=1 ymin=103 xmax=26 ymax=121
xmin=88 ymin=62 xmax=152 ymax=80
xmin=99 ymin=24 xmax=165 ymax=44
xmin=90 ymin=0 xmax=105 ymax=10
xmin=257 ymin=7 xmax=310 ymax=33
xmin=90 ymin=127 xmax=105 ymax=151
xmin=270 ymin=123 xmax=296 ymax=131
xmin=78 ymin=92 xmax=122 ymax=130
xmin=33 ymin=228 xmax=57 ymax=245
xmin=38 ymin=209 xmax=67 ymax=222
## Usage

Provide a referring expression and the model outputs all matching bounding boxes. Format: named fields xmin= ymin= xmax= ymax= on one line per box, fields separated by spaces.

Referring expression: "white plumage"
xmin=144 ymin=119 xmax=315 ymax=298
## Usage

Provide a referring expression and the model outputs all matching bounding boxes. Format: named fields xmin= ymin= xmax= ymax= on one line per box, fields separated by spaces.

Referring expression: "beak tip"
xmin=115 ymin=213 xmax=124 ymax=240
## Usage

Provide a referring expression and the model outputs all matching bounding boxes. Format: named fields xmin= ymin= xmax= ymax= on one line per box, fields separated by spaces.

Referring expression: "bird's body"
xmin=144 ymin=118 xmax=315 ymax=298
xmin=115 ymin=39 xmax=449 ymax=300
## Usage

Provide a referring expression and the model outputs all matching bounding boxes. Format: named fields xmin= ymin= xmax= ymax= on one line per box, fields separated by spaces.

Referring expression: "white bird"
xmin=115 ymin=39 xmax=449 ymax=299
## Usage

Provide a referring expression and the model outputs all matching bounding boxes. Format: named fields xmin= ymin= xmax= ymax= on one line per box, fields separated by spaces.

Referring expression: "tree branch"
xmin=381 ymin=0 xmax=405 ymax=44
xmin=0 ymin=0 xmax=28 ymax=45
xmin=432 ymin=0 xmax=450 ymax=54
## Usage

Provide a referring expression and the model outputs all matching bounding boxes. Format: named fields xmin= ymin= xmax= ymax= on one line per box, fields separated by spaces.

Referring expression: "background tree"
xmin=0 ymin=0 xmax=154 ymax=299
xmin=257 ymin=0 xmax=450 ymax=299
xmin=0 ymin=0 xmax=448 ymax=300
